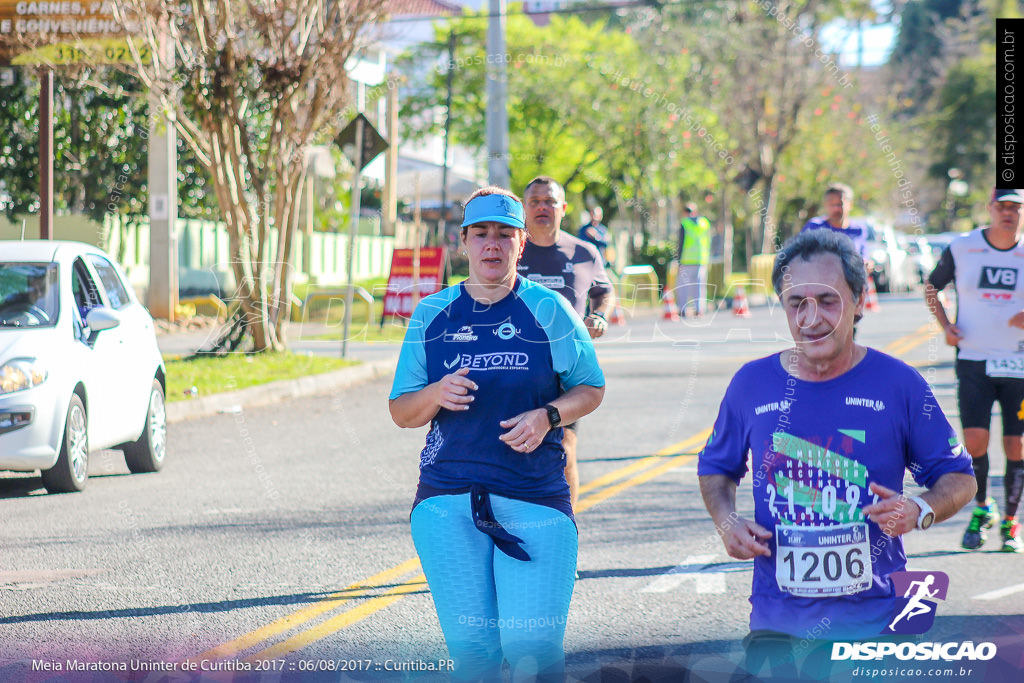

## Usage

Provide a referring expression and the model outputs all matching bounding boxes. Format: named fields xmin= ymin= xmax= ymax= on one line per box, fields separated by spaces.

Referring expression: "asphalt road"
xmin=2 ymin=293 xmax=1023 ymax=683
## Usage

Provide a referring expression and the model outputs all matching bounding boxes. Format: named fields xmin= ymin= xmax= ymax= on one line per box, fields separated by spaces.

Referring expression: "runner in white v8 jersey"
xmin=926 ymin=188 xmax=1024 ymax=552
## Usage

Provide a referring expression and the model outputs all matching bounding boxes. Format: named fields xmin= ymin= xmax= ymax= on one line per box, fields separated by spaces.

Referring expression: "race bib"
xmin=776 ymin=523 xmax=872 ymax=597
xmin=986 ymin=358 xmax=1024 ymax=378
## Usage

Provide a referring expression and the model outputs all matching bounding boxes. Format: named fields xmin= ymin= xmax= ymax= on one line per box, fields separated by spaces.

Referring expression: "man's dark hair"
xmin=824 ymin=183 xmax=854 ymax=203
xmin=524 ymin=176 xmax=565 ymax=202
xmin=772 ymin=229 xmax=867 ymax=322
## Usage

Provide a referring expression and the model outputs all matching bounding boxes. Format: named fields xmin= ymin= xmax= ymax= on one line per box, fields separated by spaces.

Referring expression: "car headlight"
xmin=0 ymin=358 xmax=48 ymax=395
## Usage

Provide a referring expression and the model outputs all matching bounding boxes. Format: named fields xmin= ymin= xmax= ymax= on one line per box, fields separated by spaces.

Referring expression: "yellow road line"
xmin=884 ymin=323 xmax=936 ymax=356
xmin=577 ymin=430 xmax=711 ymax=496
xmin=187 ymin=557 xmax=421 ymax=663
xmin=576 ymin=429 xmax=711 ymax=513
xmin=244 ymin=575 xmax=428 ymax=662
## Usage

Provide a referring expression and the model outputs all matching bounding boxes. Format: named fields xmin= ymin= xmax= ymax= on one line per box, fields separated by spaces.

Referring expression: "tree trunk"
xmin=759 ymin=172 xmax=779 ymax=254
xmin=719 ymin=183 xmax=732 ymax=284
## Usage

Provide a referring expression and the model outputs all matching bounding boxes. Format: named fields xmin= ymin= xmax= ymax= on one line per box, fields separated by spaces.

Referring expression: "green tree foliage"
xmin=400 ymin=0 xmax=991 ymax=265
xmin=397 ymin=5 xmax=712 ymax=251
xmin=886 ymin=0 xmax=1015 ymax=221
xmin=0 ymin=69 xmax=148 ymax=223
xmin=0 ymin=70 xmax=40 ymax=219
xmin=928 ymin=48 xmax=995 ymax=192
xmin=888 ymin=0 xmax=965 ymax=114
xmin=0 ymin=67 xmax=219 ymax=223
xmin=399 ymin=10 xmax=636 ymax=193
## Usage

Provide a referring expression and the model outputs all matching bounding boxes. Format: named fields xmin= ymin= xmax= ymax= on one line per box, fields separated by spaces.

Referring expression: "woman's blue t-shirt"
xmin=390 ymin=276 xmax=605 ymax=503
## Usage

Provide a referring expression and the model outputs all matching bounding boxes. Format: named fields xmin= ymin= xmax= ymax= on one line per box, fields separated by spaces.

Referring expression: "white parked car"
xmin=898 ymin=234 xmax=937 ymax=288
xmin=0 ymin=241 xmax=166 ymax=493
xmin=862 ymin=220 xmax=913 ymax=293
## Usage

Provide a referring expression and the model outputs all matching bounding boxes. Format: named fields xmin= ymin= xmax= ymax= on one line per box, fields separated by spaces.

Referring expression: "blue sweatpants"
xmin=410 ymin=493 xmax=578 ymax=682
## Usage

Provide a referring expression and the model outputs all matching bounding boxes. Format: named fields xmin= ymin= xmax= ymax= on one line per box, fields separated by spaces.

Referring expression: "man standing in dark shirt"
xmin=519 ymin=176 xmax=614 ymax=511
xmin=577 ymin=206 xmax=614 ymax=270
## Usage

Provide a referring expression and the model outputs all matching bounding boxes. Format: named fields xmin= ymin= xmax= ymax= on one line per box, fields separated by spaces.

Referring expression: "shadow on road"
xmin=0 ymin=580 xmax=430 ymax=625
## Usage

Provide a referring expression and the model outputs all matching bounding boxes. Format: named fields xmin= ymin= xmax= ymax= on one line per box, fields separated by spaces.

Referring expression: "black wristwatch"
xmin=544 ymin=404 xmax=562 ymax=428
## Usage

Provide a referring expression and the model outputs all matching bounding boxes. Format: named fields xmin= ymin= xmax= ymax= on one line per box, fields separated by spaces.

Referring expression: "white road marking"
xmin=973 ymin=583 xmax=1024 ymax=601
xmin=641 ymin=554 xmax=746 ymax=594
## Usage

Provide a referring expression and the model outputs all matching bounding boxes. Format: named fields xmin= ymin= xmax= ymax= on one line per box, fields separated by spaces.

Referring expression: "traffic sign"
xmin=335 ymin=113 xmax=388 ymax=172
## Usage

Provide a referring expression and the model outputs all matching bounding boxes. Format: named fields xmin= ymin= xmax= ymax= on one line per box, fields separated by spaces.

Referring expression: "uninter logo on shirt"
xmin=445 ymin=352 xmax=530 ymax=371
xmin=444 ymin=325 xmax=478 ymax=342
xmin=845 ymin=397 xmax=886 ymax=411
xmin=754 ymin=400 xmax=791 ymax=415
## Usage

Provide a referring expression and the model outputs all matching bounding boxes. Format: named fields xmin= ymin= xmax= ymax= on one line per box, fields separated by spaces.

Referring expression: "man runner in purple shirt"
xmin=700 ymin=229 xmax=975 ymax=679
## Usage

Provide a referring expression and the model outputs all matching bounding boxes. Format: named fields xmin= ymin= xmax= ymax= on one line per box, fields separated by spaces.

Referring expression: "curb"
xmin=166 ymin=357 xmax=398 ymax=424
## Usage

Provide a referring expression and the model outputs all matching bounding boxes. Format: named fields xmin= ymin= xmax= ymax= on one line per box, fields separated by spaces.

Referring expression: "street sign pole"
xmin=341 ymin=116 xmax=364 ymax=359
xmin=39 ymin=68 xmax=53 ymax=239
xmin=335 ymin=111 xmax=388 ymax=357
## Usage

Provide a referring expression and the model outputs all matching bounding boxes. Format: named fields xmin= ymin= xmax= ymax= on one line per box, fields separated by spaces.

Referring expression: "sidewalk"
xmin=158 ymin=321 xmax=401 ymax=424
xmin=156 ymin=298 xmax=769 ymax=424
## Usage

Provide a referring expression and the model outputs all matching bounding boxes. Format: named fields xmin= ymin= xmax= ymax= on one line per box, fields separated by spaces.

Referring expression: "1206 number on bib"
xmin=776 ymin=524 xmax=872 ymax=597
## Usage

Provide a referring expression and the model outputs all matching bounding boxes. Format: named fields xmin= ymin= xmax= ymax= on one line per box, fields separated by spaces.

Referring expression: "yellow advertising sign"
xmin=0 ymin=0 xmax=148 ymax=65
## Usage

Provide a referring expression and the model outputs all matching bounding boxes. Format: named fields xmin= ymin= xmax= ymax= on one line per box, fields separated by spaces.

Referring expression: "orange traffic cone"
xmin=733 ymin=286 xmax=752 ymax=318
xmin=865 ymin=276 xmax=881 ymax=312
xmin=662 ymin=289 xmax=681 ymax=321
xmin=609 ymin=304 xmax=626 ymax=325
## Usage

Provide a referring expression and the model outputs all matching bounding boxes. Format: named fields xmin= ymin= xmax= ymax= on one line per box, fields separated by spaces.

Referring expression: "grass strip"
xmin=164 ymin=352 xmax=357 ymax=403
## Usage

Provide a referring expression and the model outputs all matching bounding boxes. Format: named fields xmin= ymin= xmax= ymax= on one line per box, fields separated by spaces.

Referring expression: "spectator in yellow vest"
xmin=674 ymin=203 xmax=712 ymax=318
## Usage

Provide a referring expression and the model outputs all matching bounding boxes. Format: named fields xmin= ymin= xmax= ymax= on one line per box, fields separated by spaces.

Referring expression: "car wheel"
xmin=122 ymin=379 xmax=167 ymax=474
xmin=41 ymin=394 xmax=88 ymax=493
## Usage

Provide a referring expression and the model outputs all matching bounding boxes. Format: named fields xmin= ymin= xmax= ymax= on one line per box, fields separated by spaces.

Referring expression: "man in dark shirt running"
xmin=518 ymin=176 xmax=614 ymax=511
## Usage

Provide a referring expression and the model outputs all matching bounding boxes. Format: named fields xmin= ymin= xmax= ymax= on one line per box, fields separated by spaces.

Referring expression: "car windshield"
xmin=0 ymin=263 xmax=59 ymax=328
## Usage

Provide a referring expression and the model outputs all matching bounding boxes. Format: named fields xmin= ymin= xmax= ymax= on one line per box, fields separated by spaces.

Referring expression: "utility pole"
xmin=438 ymin=29 xmax=456 ymax=246
xmin=486 ymin=0 xmax=509 ymax=188
xmin=382 ymin=80 xmax=399 ymax=237
xmin=147 ymin=20 xmax=178 ymax=321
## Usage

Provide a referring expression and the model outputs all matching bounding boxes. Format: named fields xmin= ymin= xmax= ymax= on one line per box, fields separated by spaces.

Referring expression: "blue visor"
xmin=461 ymin=193 xmax=526 ymax=229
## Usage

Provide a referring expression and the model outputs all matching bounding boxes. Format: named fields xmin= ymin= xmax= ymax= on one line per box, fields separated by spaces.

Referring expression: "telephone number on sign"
xmin=41 ymin=43 xmax=150 ymax=64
